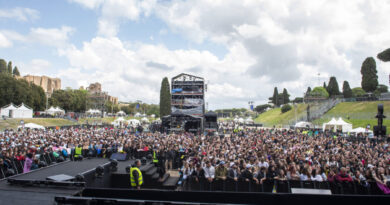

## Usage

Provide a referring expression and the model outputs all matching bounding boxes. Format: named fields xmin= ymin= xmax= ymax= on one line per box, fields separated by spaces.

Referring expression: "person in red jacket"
xmin=335 ymin=167 xmax=353 ymax=182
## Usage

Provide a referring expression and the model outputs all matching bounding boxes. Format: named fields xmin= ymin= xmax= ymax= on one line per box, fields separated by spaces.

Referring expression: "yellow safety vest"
xmin=75 ymin=147 xmax=82 ymax=157
xmin=130 ymin=167 xmax=143 ymax=187
xmin=153 ymin=151 xmax=158 ymax=163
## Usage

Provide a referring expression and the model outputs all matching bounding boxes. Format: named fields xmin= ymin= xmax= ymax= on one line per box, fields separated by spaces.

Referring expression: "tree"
xmin=305 ymin=87 xmax=311 ymax=96
xmin=376 ymin=84 xmax=388 ymax=93
xmin=159 ymin=77 xmax=171 ymax=117
xmin=254 ymin=104 xmax=271 ymax=113
xmin=361 ymin=57 xmax=378 ymax=92
xmin=352 ymin=87 xmax=366 ymax=97
xmin=271 ymin=87 xmax=279 ymax=107
xmin=0 ymin=59 xmax=7 ymax=74
xmin=327 ymin=76 xmax=340 ymax=97
xmin=377 ymin=48 xmax=390 ymax=62
xmin=323 ymin=82 xmax=327 ymax=89
xmin=293 ymin=97 xmax=303 ymax=103
xmin=309 ymin=87 xmax=329 ymax=98
xmin=13 ymin=66 xmax=20 ymax=76
xmin=282 ymin=88 xmax=290 ymax=104
xmin=281 ymin=104 xmax=292 ymax=113
xmin=7 ymin=61 xmax=12 ymax=75
xmin=342 ymin=81 xmax=353 ymax=98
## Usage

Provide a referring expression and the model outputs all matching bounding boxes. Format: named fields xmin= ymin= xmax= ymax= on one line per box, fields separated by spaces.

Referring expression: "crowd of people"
xmin=0 ymin=125 xmax=389 ymax=194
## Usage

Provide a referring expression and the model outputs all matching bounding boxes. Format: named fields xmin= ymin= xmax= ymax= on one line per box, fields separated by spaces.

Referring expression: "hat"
xmin=230 ymin=162 xmax=235 ymax=167
xmin=219 ymin=161 xmax=225 ymax=165
xmin=246 ymin=164 xmax=252 ymax=169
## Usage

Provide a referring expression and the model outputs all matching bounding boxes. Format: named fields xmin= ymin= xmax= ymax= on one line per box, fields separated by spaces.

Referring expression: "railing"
xmin=182 ymin=178 xmax=385 ymax=195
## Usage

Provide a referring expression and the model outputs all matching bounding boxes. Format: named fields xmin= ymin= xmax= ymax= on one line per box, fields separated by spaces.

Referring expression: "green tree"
xmin=309 ymin=87 xmax=329 ymax=98
xmin=272 ymin=87 xmax=279 ymax=107
xmin=13 ymin=66 xmax=20 ymax=76
xmin=377 ymin=48 xmax=390 ymax=62
xmin=7 ymin=61 xmax=12 ymax=75
xmin=0 ymin=59 xmax=7 ymax=74
xmin=327 ymin=76 xmax=340 ymax=97
xmin=293 ymin=97 xmax=303 ymax=103
xmin=361 ymin=57 xmax=378 ymax=92
xmin=159 ymin=77 xmax=171 ymax=117
xmin=342 ymin=81 xmax=353 ymax=98
xmin=323 ymin=82 xmax=327 ymax=89
xmin=305 ymin=87 xmax=312 ymax=96
xmin=376 ymin=84 xmax=388 ymax=93
xmin=352 ymin=87 xmax=366 ymax=97
xmin=281 ymin=104 xmax=292 ymax=113
xmin=282 ymin=88 xmax=290 ymax=104
xmin=254 ymin=104 xmax=271 ymax=113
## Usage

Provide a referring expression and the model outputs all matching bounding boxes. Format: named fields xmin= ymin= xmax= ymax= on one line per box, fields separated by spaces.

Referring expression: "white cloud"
xmin=68 ymin=0 xmax=104 ymax=9
xmin=18 ymin=59 xmax=52 ymax=76
xmin=0 ymin=26 xmax=75 ymax=48
xmin=0 ymin=32 xmax=12 ymax=48
xmin=0 ymin=7 xmax=39 ymax=22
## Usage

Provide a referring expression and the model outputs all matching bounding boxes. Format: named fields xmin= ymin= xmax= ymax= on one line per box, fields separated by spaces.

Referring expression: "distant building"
xmin=86 ymin=82 xmax=118 ymax=105
xmin=17 ymin=75 xmax=61 ymax=95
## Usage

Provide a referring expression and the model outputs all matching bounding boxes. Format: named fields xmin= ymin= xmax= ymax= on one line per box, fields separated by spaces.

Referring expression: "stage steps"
xmin=162 ymin=176 xmax=180 ymax=190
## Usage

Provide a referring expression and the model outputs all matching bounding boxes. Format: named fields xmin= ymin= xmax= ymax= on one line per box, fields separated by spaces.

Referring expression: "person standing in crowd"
xmin=203 ymin=161 xmax=215 ymax=183
xmin=215 ymin=161 xmax=227 ymax=181
xmin=130 ymin=159 xmax=143 ymax=190
xmin=23 ymin=153 xmax=33 ymax=173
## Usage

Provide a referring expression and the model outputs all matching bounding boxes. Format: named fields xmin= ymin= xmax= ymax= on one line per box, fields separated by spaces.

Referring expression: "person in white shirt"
xmin=311 ymin=169 xmax=323 ymax=181
xmin=203 ymin=161 xmax=215 ymax=182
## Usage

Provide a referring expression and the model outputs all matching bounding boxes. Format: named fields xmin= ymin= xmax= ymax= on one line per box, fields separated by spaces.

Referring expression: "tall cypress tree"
xmin=272 ymin=87 xmax=279 ymax=107
xmin=327 ymin=76 xmax=340 ymax=97
xmin=159 ymin=77 xmax=171 ymax=117
xmin=323 ymin=82 xmax=327 ymax=89
xmin=361 ymin=57 xmax=378 ymax=92
xmin=342 ymin=81 xmax=353 ymax=98
xmin=282 ymin=88 xmax=290 ymax=104
xmin=7 ymin=61 xmax=12 ymax=74
xmin=306 ymin=87 xmax=312 ymax=96
xmin=0 ymin=59 xmax=7 ymax=74
xmin=13 ymin=66 xmax=20 ymax=76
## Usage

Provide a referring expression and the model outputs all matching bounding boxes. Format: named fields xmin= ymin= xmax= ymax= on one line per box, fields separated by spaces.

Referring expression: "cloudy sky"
xmin=0 ymin=0 xmax=390 ymax=110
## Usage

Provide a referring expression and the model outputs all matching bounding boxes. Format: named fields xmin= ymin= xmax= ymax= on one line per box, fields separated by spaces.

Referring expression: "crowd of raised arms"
xmin=0 ymin=126 xmax=389 ymax=193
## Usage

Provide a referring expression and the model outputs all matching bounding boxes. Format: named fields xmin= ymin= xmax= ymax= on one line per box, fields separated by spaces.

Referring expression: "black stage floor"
xmin=0 ymin=158 xmax=111 ymax=205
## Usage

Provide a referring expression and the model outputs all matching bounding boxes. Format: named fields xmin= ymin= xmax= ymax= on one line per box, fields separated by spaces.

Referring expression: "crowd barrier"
xmin=182 ymin=178 xmax=386 ymax=195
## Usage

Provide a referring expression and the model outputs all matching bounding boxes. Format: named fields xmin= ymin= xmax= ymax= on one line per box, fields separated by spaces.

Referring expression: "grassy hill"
xmin=255 ymin=104 xmax=308 ymax=127
xmin=312 ymin=101 xmax=390 ymax=130
xmin=255 ymin=101 xmax=390 ymax=130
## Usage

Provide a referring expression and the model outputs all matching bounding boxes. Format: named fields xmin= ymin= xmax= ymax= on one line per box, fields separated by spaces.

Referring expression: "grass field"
xmin=0 ymin=118 xmax=78 ymax=130
xmin=254 ymin=104 xmax=308 ymax=127
xmin=255 ymin=101 xmax=390 ymax=130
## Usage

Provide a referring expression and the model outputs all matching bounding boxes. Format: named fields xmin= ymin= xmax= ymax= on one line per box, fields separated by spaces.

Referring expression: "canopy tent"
xmin=134 ymin=112 xmax=141 ymax=117
xmin=350 ymin=127 xmax=373 ymax=134
xmin=245 ymin=117 xmax=254 ymax=124
xmin=150 ymin=114 xmax=156 ymax=118
xmin=86 ymin=109 xmax=101 ymax=114
xmin=322 ymin=117 xmax=352 ymax=132
xmin=127 ymin=119 xmax=140 ymax=127
xmin=18 ymin=123 xmax=45 ymax=130
xmin=233 ymin=118 xmax=239 ymax=123
xmin=111 ymin=117 xmax=126 ymax=127
xmin=46 ymin=106 xmax=65 ymax=115
xmin=116 ymin=111 xmax=126 ymax=116
xmin=295 ymin=121 xmax=313 ymax=128
xmin=0 ymin=103 xmax=17 ymax=118
xmin=238 ymin=118 xmax=244 ymax=123
xmin=13 ymin=103 xmax=33 ymax=118
xmin=141 ymin=117 xmax=149 ymax=123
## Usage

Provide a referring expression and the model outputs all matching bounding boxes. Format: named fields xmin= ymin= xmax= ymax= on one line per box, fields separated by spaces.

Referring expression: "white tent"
xmin=116 ymin=111 xmax=126 ymax=116
xmin=322 ymin=117 xmax=352 ymax=132
xmin=86 ymin=109 xmax=101 ymax=114
xmin=351 ymin=127 xmax=373 ymax=134
xmin=46 ymin=106 xmax=65 ymax=115
xmin=233 ymin=118 xmax=239 ymax=123
xmin=141 ymin=117 xmax=149 ymax=123
xmin=18 ymin=123 xmax=45 ymax=130
xmin=150 ymin=114 xmax=156 ymax=118
xmin=0 ymin=103 xmax=17 ymax=118
xmin=127 ymin=119 xmax=140 ymax=127
xmin=134 ymin=112 xmax=141 ymax=117
xmin=295 ymin=121 xmax=313 ymax=128
xmin=245 ymin=117 xmax=254 ymax=124
xmin=13 ymin=103 xmax=33 ymax=118
xmin=238 ymin=118 xmax=244 ymax=123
